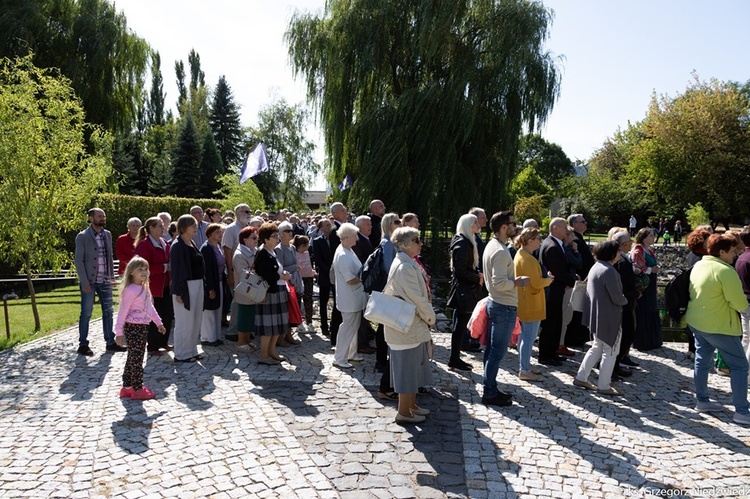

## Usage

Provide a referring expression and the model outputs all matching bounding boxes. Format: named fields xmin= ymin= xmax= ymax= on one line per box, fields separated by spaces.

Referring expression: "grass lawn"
xmin=0 ymin=284 xmax=119 ymax=351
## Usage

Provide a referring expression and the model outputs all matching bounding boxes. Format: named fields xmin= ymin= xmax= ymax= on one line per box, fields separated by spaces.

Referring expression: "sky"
xmin=115 ymin=0 xmax=750 ymax=185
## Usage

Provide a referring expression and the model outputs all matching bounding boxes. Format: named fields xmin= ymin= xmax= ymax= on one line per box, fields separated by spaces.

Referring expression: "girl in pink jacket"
xmin=115 ymin=256 xmax=165 ymax=400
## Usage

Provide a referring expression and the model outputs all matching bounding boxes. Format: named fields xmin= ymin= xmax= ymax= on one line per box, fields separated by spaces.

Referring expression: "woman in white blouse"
xmin=332 ymin=223 xmax=366 ymax=369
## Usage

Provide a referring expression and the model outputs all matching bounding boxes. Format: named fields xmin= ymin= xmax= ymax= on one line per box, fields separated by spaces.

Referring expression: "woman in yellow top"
xmin=514 ymin=228 xmax=553 ymax=381
xmin=686 ymin=233 xmax=750 ymax=425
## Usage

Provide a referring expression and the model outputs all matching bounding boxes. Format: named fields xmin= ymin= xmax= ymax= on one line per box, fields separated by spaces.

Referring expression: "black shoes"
xmin=612 ymin=367 xmax=633 ymax=381
xmin=619 ymin=356 xmax=640 ymax=368
xmin=224 ymin=335 xmax=238 ymax=342
xmin=201 ymin=340 xmax=224 ymax=347
xmin=482 ymin=392 xmax=513 ymax=407
xmin=77 ymin=345 xmax=94 ymax=356
xmin=105 ymin=343 xmax=127 ymax=352
xmin=448 ymin=360 xmax=473 ymax=372
xmin=539 ymin=357 xmax=563 ymax=366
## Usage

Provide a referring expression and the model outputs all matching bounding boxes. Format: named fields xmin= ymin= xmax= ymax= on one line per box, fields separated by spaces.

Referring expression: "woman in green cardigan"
xmin=686 ymin=233 xmax=750 ymax=425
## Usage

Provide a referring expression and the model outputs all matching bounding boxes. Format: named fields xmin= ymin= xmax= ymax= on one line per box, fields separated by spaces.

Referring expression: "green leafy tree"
xmin=632 ymin=77 xmax=750 ymax=221
xmin=210 ymin=75 xmax=244 ymax=170
xmin=510 ymin=166 xmax=552 ymax=203
xmin=517 ymin=134 xmax=574 ymax=189
xmin=286 ymin=0 xmax=560 ymax=223
xmin=248 ymin=98 xmax=320 ymax=209
xmin=214 ymin=174 xmax=265 ymax=212
xmin=0 ymin=0 xmax=150 ymax=135
xmin=685 ymin=202 xmax=710 ymax=229
xmin=514 ymin=194 xmax=549 ymax=226
xmin=0 ymin=56 xmax=112 ymax=331
xmin=563 ymin=121 xmax=649 ymax=226
xmin=169 ymin=115 xmax=202 ymax=197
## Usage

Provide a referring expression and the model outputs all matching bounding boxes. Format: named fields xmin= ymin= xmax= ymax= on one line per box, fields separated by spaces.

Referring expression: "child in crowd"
xmin=115 ymin=256 xmax=165 ymax=400
xmin=662 ymin=231 xmax=671 ymax=246
xmin=294 ymin=235 xmax=317 ymax=333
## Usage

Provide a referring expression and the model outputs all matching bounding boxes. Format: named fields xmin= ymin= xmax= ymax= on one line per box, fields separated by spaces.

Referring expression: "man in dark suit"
xmin=538 ymin=217 xmax=577 ymax=366
xmin=74 ymin=208 xmax=124 ymax=355
xmin=352 ymin=215 xmax=377 ymax=354
xmin=312 ymin=218 xmax=339 ymax=339
xmin=326 ymin=203 xmax=348 ymax=343
xmin=367 ymin=199 xmax=385 ymax=248
xmin=563 ymin=213 xmax=595 ymax=347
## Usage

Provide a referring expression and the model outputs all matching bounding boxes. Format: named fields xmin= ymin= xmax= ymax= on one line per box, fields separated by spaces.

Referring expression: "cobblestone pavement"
xmin=1 ymin=319 xmax=749 ymax=498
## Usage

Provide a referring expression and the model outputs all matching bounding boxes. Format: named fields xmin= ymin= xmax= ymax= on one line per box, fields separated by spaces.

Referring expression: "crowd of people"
xmin=73 ymin=203 xmax=750 ymax=424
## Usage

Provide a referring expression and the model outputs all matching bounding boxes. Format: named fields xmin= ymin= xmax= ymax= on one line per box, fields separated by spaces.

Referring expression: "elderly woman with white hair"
xmin=375 ymin=212 xmax=402 ymax=392
xmin=386 ymin=227 xmax=435 ymax=424
xmin=446 ymin=214 xmax=484 ymax=372
xmin=275 ymin=221 xmax=302 ymax=346
xmin=332 ymin=223 xmax=366 ymax=368
xmin=116 ymin=217 xmax=142 ymax=276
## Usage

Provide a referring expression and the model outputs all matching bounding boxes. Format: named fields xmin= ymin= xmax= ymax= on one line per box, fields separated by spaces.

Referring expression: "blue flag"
xmin=338 ymin=174 xmax=353 ymax=191
xmin=239 ymin=141 xmax=270 ymax=184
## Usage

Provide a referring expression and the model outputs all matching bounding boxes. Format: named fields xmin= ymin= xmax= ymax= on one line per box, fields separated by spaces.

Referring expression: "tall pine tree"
xmin=198 ymin=129 xmax=222 ymax=198
xmin=210 ymin=75 xmax=244 ymax=171
xmin=169 ymin=115 xmax=202 ymax=197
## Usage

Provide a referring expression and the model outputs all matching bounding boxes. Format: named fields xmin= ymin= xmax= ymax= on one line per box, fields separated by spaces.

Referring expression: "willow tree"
xmin=286 ymin=0 xmax=560 ymax=223
xmin=0 ymin=0 xmax=150 ymax=135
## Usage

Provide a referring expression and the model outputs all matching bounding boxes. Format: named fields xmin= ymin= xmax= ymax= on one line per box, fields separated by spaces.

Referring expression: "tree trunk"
xmin=24 ymin=258 xmax=41 ymax=332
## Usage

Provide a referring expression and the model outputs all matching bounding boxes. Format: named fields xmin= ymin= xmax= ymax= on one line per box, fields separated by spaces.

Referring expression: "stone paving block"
xmin=1 ymin=318 xmax=748 ymax=498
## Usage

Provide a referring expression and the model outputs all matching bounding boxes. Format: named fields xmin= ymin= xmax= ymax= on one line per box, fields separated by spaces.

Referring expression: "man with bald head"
xmin=323 ymin=202 xmax=347 ymax=343
xmin=222 ymin=203 xmax=253 ymax=341
xmin=368 ymin=199 xmax=385 ymax=248
xmin=538 ymin=217 xmax=577 ymax=366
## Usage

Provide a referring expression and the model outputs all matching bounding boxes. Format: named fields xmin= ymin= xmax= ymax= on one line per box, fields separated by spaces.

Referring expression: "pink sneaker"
xmin=119 ymin=387 xmax=133 ymax=398
xmin=131 ymin=386 xmax=156 ymax=400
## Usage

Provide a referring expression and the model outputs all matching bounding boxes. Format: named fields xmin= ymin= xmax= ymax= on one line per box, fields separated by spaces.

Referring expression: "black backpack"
xmin=359 ymin=244 xmax=387 ymax=293
xmin=665 ymin=268 xmax=692 ymax=320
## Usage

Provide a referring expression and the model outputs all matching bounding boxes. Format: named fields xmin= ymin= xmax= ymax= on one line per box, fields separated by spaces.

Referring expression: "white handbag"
xmin=364 ymin=291 xmax=416 ymax=333
xmin=234 ymin=269 xmax=269 ymax=304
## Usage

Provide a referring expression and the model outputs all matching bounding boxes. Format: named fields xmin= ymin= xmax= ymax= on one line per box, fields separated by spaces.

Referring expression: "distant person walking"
xmin=74 ymin=208 xmax=124 ymax=356
xmin=629 ymin=215 xmax=637 ymax=237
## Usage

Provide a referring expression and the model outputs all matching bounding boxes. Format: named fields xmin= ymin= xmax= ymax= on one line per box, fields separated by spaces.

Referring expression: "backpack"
xmin=665 ymin=268 xmax=692 ymax=320
xmin=359 ymin=244 xmax=387 ymax=293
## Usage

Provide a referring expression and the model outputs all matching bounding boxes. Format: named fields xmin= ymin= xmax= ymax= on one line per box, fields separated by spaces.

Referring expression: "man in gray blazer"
xmin=74 ymin=208 xmax=124 ymax=355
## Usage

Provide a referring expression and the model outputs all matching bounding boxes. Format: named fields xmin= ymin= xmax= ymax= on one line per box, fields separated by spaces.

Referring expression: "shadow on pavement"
xmin=111 ymin=402 xmax=165 ymax=454
xmin=59 ymin=350 xmax=114 ymax=401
